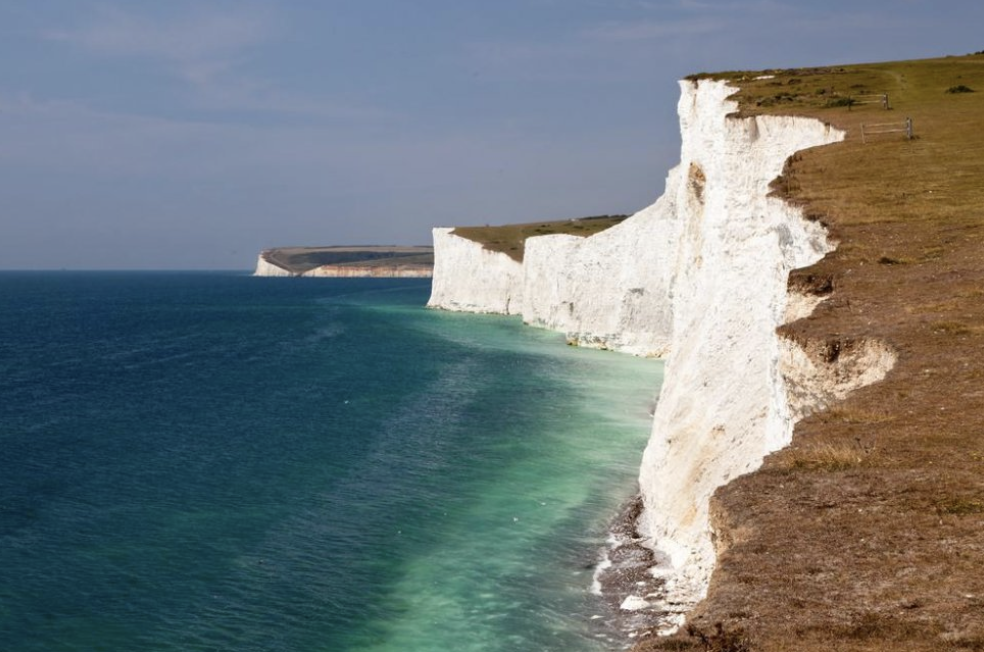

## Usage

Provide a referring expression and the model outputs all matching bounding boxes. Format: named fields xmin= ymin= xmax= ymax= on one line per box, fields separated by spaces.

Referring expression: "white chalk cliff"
xmin=427 ymin=79 xmax=895 ymax=629
xmin=428 ymin=228 xmax=524 ymax=314
xmin=254 ymin=254 xmax=294 ymax=277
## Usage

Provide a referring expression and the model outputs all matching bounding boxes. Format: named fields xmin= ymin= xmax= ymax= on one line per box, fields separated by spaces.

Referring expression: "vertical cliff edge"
xmin=427 ymin=79 xmax=896 ymax=633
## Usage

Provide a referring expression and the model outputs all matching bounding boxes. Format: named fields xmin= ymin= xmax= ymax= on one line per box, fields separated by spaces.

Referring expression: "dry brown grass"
xmin=451 ymin=215 xmax=627 ymax=261
xmin=782 ymin=441 xmax=875 ymax=472
xmin=635 ymin=53 xmax=984 ymax=652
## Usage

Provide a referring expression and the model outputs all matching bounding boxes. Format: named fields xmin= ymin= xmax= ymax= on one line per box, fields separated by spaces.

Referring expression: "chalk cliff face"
xmin=427 ymin=79 xmax=895 ymax=629
xmin=633 ymin=81 xmax=847 ymax=621
xmin=427 ymin=228 xmax=524 ymax=314
xmin=254 ymin=255 xmax=294 ymax=277
xmin=521 ymin=200 xmax=677 ymax=356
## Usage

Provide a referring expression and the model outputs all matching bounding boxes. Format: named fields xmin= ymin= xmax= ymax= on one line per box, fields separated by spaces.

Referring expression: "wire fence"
xmin=852 ymin=93 xmax=891 ymax=110
xmin=861 ymin=117 xmax=914 ymax=143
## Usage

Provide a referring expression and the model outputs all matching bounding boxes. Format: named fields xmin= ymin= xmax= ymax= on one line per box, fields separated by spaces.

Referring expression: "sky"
xmin=1 ymin=1 xmax=982 ymax=270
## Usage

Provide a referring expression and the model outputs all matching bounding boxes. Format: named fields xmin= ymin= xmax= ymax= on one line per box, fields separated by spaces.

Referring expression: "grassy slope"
xmin=640 ymin=55 xmax=984 ymax=651
xmin=451 ymin=215 xmax=628 ymax=261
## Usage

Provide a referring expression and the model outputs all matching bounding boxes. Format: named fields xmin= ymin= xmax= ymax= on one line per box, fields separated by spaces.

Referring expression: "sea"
xmin=0 ymin=272 xmax=663 ymax=652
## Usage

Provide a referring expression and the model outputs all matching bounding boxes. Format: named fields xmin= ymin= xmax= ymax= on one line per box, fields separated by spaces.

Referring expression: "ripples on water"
xmin=0 ymin=272 xmax=662 ymax=652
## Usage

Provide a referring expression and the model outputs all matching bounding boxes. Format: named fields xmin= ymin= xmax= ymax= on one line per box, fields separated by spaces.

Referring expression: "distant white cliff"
xmin=254 ymin=255 xmax=294 ymax=277
xmin=253 ymin=249 xmax=433 ymax=278
xmin=427 ymin=79 xmax=895 ymax=631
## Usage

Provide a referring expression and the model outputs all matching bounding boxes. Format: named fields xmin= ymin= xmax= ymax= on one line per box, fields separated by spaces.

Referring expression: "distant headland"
xmin=254 ymin=245 xmax=434 ymax=277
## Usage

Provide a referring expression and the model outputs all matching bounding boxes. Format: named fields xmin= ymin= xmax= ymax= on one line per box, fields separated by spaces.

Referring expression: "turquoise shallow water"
xmin=0 ymin=272 xmax=662 ymax=652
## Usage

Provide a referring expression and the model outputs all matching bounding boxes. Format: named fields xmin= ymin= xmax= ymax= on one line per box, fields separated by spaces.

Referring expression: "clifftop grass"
xmin=642 ymin=53 xmax=984 ymax=652
xmin=451 ymin=214 xmax=627 ymax=262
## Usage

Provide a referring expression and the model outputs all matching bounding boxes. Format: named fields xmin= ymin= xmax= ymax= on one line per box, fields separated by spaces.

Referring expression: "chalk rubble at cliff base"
xmin=427 ymin=79 xmax=896 ymax=635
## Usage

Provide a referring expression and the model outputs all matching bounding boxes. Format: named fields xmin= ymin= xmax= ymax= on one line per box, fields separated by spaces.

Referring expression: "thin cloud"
xmin=43 ymin=4 xmax=273 ymax=98
xmin=44 ymin=5 xmax=274 ymax=63
xmin=583 ymin=0 xmax=799 ymax=42
xmin=584 ymin=16 xmax=726 ymax=41
xmin=41 ymin=5 xmax=392 ymax=121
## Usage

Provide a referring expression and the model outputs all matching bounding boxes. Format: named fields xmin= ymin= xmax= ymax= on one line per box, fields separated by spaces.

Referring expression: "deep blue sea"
xmin=0 ymin=272 xmax=662 ymax=652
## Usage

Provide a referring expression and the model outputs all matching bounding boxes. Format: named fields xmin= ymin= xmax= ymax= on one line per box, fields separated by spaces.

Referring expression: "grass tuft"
xmin=785 ymin=441 xmax=873 ymax=471
xmin=823 ymin=407 xmax=893 ymax=424
xmin=840 ymin=612 xmax=929 ymax=640
xmin=934 ymin=497 xmax=984 ymax=516
xmin=932 ymin=321 xmax=973 ymax=336
xmin=685 ymin=623 xmax=753 ymax=652
xmin=825 ymin=96 xmax=856 ymax=108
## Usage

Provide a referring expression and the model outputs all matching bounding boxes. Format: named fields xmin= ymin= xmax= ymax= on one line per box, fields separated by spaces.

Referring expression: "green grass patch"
xmin=452 ymin=215 xmax=628 ymax=261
